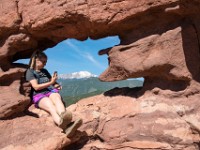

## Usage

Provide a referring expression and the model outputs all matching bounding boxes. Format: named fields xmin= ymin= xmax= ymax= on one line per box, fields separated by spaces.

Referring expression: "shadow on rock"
xmin=64 ymin=131 xmax=89 ymax=150
xmin=1 ymin=110 xmax=39 ymax=120
xmin=103 ymin=86 xmax=143 ymax=98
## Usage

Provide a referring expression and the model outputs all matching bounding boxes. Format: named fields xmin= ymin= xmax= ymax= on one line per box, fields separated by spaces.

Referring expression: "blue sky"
xmin=17 ymin=36 xmax=120 ymax=75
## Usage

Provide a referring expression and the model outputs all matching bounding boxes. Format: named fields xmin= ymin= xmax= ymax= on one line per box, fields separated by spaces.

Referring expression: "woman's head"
xmin=29 ymin=51 xmax=47 ymax=70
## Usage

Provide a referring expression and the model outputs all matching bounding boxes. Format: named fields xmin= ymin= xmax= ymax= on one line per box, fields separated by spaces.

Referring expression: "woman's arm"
xmin=30 ymin=75 xmax=57 ymax=91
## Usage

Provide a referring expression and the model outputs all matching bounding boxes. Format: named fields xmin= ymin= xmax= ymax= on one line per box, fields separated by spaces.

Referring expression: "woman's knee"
xmin=50 ymin=93 xmax=62 ymax=101
xmin=38 ymin=97 xmax=55 ymax=112
xmin=50 ymin=93 xmax=61 ymax=98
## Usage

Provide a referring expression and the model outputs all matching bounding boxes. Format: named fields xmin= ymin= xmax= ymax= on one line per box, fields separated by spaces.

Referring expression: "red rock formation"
xmin=67 ymin=91 xmax=200 ymax=149
xmin=0 ymin=106 xmax=73 ymax=150
xmin=1 ymin=0 xmax=200 ymax=149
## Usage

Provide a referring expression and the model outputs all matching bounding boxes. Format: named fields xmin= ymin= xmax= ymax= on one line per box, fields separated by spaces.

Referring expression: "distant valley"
xmin=58 ymin=77 xmax=143 ymax=106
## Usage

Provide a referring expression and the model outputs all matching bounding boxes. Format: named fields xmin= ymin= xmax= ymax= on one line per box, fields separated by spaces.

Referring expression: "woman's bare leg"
xmin=49 ymin=93 xmax=66 ymax=115
xmin=38 ymin=97 xmax=61 ymax=125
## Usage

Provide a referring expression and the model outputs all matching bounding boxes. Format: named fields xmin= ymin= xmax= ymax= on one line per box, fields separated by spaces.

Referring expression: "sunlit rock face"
xmin=100 ymin=26 xmax=198 ymax=82
xmin=67 ymin=91 xmax=200 ymax=150
xmin=98 ymin=1 xmax=200 ymax=98
xmin=1 ymin=0 xmax=200 ymax=149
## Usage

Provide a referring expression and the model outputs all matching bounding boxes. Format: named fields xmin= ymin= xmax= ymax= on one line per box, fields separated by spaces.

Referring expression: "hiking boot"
xmin=58 ymin=111 xmax=72 ymax=130
xmin=65 ymin=118 xmax=83 ymax=137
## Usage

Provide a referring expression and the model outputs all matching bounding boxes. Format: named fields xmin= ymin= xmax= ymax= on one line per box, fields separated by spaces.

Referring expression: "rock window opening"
xmin=16 ymin=36 xmax=144 ymax=106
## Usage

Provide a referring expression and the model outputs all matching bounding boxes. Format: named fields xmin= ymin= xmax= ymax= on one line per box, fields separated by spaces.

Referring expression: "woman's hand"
xmin=51 ymin=74 xmax=57 ymax=84
xmin=54 ymin=83 xmax=62 ymax=90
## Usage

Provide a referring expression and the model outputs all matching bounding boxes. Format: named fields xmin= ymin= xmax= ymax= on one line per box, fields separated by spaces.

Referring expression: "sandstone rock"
xmin=0 ymin=0 xmax=21 ymax=38
xmin=1 ymin=0 xmax=200 ymax=149
xmin=67 ymin=90 xmax=200 ymax=150
xmin=0 ymin=106 xmax=73 ymax=150
xmin=0 ymin=86 xmax=30 ymax=119
xmin=0 ymin=34 xmax=37 ymax=70
xmin=0 ymin=67 xmax=30 ymax=119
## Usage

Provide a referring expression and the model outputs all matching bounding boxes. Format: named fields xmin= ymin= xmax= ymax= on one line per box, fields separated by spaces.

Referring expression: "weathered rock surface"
xmin=67 ymin=90 xmax=200 ymax=149
xmin=0 ymin=66 xmax=30 ymax=118
xmin=0 ymin=106 xmax=73 ymax=150
xmin=1 ymin=0 xmax=200 ymax=149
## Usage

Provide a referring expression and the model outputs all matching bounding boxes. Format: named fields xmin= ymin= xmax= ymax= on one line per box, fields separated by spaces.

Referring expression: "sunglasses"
xmin=37 ymin=59 xmax=47 ymax=64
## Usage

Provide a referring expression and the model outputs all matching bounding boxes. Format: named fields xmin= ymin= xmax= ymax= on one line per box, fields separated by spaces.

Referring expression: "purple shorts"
xmin=32 ymin=89 xmax=59 ymax=108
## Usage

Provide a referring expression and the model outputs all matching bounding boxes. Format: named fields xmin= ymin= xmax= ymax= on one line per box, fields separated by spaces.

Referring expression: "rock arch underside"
xmin=1 ymin=0 xmax=200 ymax=149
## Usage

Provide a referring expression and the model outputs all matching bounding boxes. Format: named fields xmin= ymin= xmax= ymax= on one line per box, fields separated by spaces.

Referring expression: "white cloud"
xmin=64 ymin=40 xmax=105 ymax=69
xmin=59 ymin=71 xmax=97 ymax=79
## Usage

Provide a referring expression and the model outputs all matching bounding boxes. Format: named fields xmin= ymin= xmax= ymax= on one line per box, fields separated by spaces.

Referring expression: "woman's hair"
xmin=29 ymin=51 xmax=47 ymax=69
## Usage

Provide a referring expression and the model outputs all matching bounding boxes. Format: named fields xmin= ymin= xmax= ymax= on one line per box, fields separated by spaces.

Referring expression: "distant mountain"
xmin=58 ymin=77 xmax=143 ymax=106
xmin=58 ymin=71 xmax=97 ymax=79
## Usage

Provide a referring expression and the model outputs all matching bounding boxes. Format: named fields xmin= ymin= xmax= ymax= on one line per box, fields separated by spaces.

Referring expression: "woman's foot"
xmin=58 ymin=111 xmax=72 ymax=130
xmin=65 ymin=118 xmax=83 ymax=137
